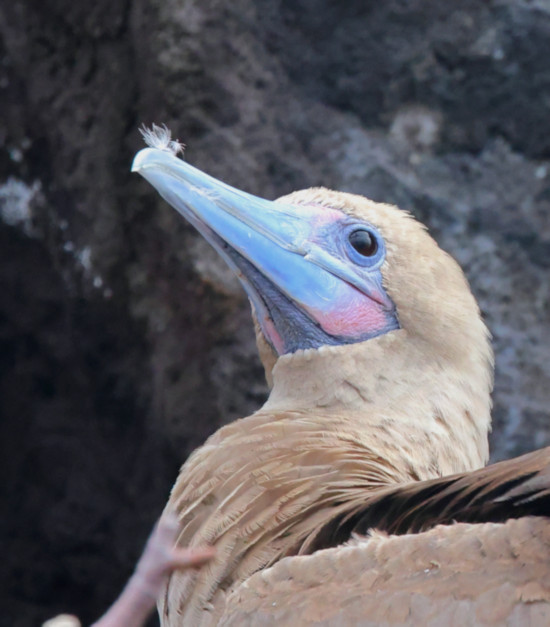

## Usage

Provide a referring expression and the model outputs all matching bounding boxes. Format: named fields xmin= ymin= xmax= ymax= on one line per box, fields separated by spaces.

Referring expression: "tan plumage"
xmin=221 ymin=517 xmax=550 ymax=626
xmin=154 ymin=188 xmax=510 ymax=625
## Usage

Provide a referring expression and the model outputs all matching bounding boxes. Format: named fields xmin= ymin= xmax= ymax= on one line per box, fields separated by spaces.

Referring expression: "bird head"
xmin=133 ymin=145 xmax=401 ymax=347
xmin=132 ymin=139 xmax=489 ymax=379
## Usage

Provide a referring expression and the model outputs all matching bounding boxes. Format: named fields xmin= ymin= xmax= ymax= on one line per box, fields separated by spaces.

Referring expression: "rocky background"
xmin=1 ymin=1 xmax=550 ymax=625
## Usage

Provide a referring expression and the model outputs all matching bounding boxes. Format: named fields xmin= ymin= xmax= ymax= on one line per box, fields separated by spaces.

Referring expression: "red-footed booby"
xmin=132 ymin=126 xmax=550 ymax=626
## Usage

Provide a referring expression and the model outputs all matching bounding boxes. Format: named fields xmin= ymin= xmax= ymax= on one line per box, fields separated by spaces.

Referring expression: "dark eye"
xmin=349 ymin=229 xmax=378 ymax=257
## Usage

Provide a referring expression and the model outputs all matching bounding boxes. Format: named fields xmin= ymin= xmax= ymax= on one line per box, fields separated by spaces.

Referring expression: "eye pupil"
xmin=349 ymin=230 xmax=378 ymax=257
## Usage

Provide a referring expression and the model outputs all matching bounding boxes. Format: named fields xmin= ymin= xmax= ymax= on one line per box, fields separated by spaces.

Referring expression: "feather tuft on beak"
xmin=139 ymin=124 xmax=185 ymax=157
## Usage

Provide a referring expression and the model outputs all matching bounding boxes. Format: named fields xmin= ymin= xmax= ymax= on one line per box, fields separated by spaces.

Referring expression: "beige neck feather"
xmin=160 ymin=326 xmax=492 ymax=625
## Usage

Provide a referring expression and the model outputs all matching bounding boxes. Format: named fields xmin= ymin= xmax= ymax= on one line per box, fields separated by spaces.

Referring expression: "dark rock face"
xmin=1 ymin=1 xmax=549 ymax=625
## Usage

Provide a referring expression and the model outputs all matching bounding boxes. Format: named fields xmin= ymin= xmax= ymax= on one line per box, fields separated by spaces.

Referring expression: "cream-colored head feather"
xmin=260 ymin=188 xmax=493 ymax=392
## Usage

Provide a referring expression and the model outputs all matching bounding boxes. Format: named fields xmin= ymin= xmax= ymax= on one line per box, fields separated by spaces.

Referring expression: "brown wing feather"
xmin=308 ymin=447 xmax=550 ymax=551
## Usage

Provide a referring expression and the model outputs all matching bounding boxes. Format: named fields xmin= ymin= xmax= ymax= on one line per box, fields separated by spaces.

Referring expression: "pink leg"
xmin=90 ymin=512 xmax=214 ymax=627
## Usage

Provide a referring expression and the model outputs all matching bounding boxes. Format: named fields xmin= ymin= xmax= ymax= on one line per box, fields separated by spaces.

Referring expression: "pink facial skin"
xmin=294 ymin=204 xmax=394 ymax=341
xmin=308 ymin=284 xmax=391 ymax=339
xmin=254 ymin=203 xmax=396 ymax=351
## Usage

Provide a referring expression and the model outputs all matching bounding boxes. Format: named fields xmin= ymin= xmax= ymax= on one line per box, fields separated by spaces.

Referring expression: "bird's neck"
xmin=162 ymin=329 xmax=492 ymax=625
xmin=264 ymin=329 xmax=491 ymax=476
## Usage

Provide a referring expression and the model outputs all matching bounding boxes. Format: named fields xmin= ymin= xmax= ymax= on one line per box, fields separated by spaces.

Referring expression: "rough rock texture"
xmin=1 ymin=1 xmax=549 ymax=625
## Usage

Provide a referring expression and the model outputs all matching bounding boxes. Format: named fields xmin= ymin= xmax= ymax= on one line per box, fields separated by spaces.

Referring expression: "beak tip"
xmin=131 ymin=147 xmax=155 ymax=174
